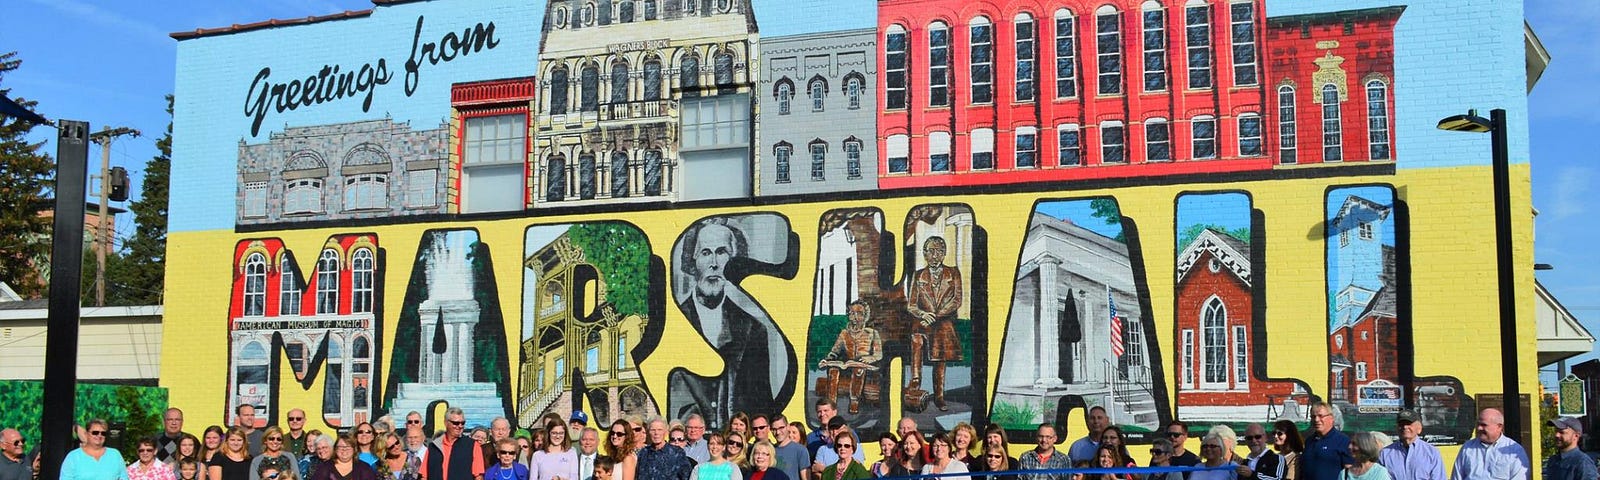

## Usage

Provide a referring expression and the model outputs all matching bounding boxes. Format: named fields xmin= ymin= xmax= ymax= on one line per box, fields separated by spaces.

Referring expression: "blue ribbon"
xmin=875 ymin=463 xmax=1240 ymax=480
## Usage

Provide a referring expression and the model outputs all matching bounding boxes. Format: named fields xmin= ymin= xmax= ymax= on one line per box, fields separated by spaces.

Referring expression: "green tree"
xmin=565 ymin=223 xmax=650 ymax=318
xmin=1177 ymin=224 xmax=1251 ymax=250
xmin=0 ymin=52 xmax=55 ymax=297
xmin=1087 ymin=198 xmax=1126 ymax=242
xmin=115 ymin=95 xmax=171 ymax=305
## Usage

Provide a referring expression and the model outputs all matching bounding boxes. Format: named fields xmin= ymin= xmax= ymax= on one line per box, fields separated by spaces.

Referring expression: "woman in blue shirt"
xmin=61 ymin=419 xmax=129 ymax=480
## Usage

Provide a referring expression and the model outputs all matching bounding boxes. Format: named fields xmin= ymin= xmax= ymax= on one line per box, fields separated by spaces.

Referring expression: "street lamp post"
xmin=1437 ymin=108 xmax=1521 ymax=445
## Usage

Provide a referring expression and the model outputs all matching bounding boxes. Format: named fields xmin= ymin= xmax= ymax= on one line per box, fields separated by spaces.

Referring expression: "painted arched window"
xmin=1100 ymin=120 xmax=1126 ymax=164
xmin=233 ymin=340 xmax=269 ymax=423
xmin=619 ymin=0 xmax=635 ymax=22
xmin=714 ymin=51 xmax=735 ymax=87
xmin=1238 ymin=113 xmax=1264 ymax=157
xmin=643 ymin=56 xmax=663 ymax=100
xmin=1015 ymin=126 xmax=1038 ymax=168
xmin=598 ymin=0 xmax=612 ymax=25
xmin=1095 ymin=6 xmax=1122 ymax=95
xmin=315 ymin=249 xmax=340 ymax=315
xmin=774 ymin=142 xmax=793 ymax=183
xmin=550 ymin=64 xmax=570 ymax=115
xmin=928 ymin=131 xmax=952 ymax=172
xmin=1279 ymin=85 xmax=1297 ymax=164
xmin=844 ymin=137 xmax=863 ymax=178
xmin=928 ymin=21 xmax=951 ymax=106
xmin=1230 ymin=0 xmax=1258 ymax=86
xmin=680 ymin=54 xmax=701 ymax=95
xmin=643 ymin=149 xmax=664 ymax=196
xmin=243 ymin=253 xmax=267 ymax=317
xmin=1054 ymin=9 xmax=1078 ymax=98
xmin=579 ymin=152 xmax=597 ymax=199
xmin=971 ymin=128 xmax=995 ymax=170
xmin=1145 ymin=118 xmax=1171 ymax=161
xmin=808 ymin=139 xmax=827 ymax=181
xmin=809 ymin=77 xmax=826 ymax=112
xmin=546 ymin=154 xmax=568 ymax=202
xmin=886 ymin=134 xmax=910 ymax=173
xmin=1321 ymin=84 xmax=1343 ymax=161
xmin=644 ymin=0 xmax=657 ymax=20
xmin=611 ymin=151 xmax=631 ymax=198
xmin=611 ymin=59 xmax=630 ymax=103
xmin=1185 ymin=0 xmax=1213 ymax=89
xmin=885 ymin=25 xmax=909 ymax=109
xmin=969 ymin=16 xmax=994 ymax=104
xmin=844 ymin=74 xmax=864 ymax=110
xmin=350 ymin=248 xmax=374 ymax=314
xmin=1192 ymin=114 xmax=1218 ymax=159
xmin=554 ymin=7 xmax=568 ymax=28
xmin=1201 ymin=297 xmax=1228 ymax=388
xmin=581 ymin=62 xmax=600 ymax=112
xmin=776 ymin=80 xmax=793 ymax=115
xmin=351 ymin=336 xmax=371 ymax=408
xmin=1366 ymin=80 xmax=1390 ymax=160
xmin=279 ymin=258 xmax=300 ymax=316
xmin=1141 ymin=1 xmax=1168 ymax=91
xmin=1058 ymin=124 xmax=1083 ymax=166
xmin=323 ymin=337 xmax=344 ymax=417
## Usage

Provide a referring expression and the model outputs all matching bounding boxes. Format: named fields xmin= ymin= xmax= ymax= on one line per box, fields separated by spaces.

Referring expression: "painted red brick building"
xmin=875 ymin=0 xmax=1401 ymax=190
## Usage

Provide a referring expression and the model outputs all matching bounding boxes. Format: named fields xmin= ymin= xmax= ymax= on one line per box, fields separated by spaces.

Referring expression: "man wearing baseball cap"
xmin=1378 ymin=409 xmax=1444 ymax=480
xmin=570 ymin=411 xmax=588 ymax=449
xmin=1547 ymin=417 xmax=1597 ymax=480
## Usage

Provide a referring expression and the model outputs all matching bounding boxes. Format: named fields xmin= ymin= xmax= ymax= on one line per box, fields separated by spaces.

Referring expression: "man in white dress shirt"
xmin=577 ymin=428 xmax=599 ymax=480
xmin=1450 ymin=408 xmax=1529 ymax=480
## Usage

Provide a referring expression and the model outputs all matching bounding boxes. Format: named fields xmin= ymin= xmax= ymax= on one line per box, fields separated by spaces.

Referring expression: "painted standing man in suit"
xmin=905 ymin=236 xmax=962 ymax=412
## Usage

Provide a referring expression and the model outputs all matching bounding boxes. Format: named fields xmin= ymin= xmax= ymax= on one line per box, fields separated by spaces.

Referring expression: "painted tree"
xmin=0 ymin=52 xmax=54 ymax=297
xmin=1176 ymin=224 xmax=1251 ymax=251
xmin=565 ymin=222 xmax=650 ymax=318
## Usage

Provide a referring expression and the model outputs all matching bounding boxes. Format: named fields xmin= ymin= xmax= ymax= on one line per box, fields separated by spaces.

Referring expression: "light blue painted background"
xmin=171 ymin=0 xmax=1528 ymax=233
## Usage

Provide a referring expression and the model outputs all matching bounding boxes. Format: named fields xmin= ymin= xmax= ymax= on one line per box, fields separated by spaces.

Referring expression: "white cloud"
xmin=19 ymin=0 xmax=172 ymax=47
xmin=1548 ymin=167 xmax=1594 ymax=220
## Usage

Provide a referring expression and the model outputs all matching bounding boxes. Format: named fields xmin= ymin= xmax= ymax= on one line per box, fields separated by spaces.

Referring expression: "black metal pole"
xmin=1489 ymin=108 xmax=1521 ymax=445
xmin=40 ymin=120 xmax=89 ymax=480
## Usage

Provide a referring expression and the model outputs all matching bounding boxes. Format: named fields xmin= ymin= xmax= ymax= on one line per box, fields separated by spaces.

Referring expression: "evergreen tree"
xmin=117 ymin=95 xmax=171 ymax=305
xmin=0 ymin=52 xmax=55 ymax=297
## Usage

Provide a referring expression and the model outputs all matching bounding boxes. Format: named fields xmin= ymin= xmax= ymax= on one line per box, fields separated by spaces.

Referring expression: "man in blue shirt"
xmin=1378 ymin=409 xmax=1444 ymax=480
xmin=1450 ymin=408 xmax=1529 ymax=480
xmin=635 ymin=418 xmax=691 ymax=480
xmin=1300 ymin=401 xmax=1353 ymax=480
xmin=1546 ymin=416 xmax=1597 ymax=480
xmin=1068 ymin=406 xmax=1109 ymax=464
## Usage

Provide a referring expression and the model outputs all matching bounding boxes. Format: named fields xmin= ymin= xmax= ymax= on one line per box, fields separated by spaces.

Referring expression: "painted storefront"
xmin=166 ymin=0 xmax=1537 ymax=459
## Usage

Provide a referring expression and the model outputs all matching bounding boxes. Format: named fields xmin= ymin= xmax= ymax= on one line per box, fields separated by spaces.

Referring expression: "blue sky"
xmin=3 ymin=2 xmax=1595 ymax=383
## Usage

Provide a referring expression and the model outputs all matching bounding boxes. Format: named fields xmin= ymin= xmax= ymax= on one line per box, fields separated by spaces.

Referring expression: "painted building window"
xmin=928 ymin=131 xmax=952 ymax=172
xmin=1180 ymin=329 xmax=1195 ymax=388
xmin=809 ymin=77 xmax=826 ymax=112
xmin=1278 ymin=85 xmax=1297 ymax=164
xmin=550 ymin=64 xmax=570 ymax=115
xmin=343 ymin=174 xmax=387 ymax=211
xmin=554 ymin=7 xmax=568 ymax=28
xmin=885 ymin=25 xmax=909 ymax=110
xmin=581 ymin=63 xmax=600 ymax=112
xmin=1015 ymin=13 xmax=1037 ymax=102
xmin=284 ymin=179 xmax=323 ymax=215
xmin=280 ymin=258 xmax=300 ymax=316
xmin=971 ymin=128 xmax=995 ymax=170
xmin=546 ymin=154 xmax=568 ymax=202
xmin=1058 ymin=124 xmax=1082 ymax=166
xmin=587 ymin=345 xmax=601 ymax=374
xmin=715 ymin=51 xmax=735 ymax=87
xmin=644 ymin=149 xmax=664 ymax=196
xmin=1232 ymin=324 xmax=1248 ymax=388
xmin=405 ymin=169 xmax=437 ymax=208
xmin=579 ymin=153 xmax=597 ymax=199
xmin=644 ymin=56 xmax=663 ymax=100
xmin=323 ymin=338 xmax=344 ymax=417
xmin=1192 ymin=115 xmax=1217 ymax=159
xmin=683 ymin=0 xmax=695 ymax=14
xmin=1356 ymin=361 xmax=1368 ymax=381
xmin=617 ymin=336 xmax=629 ymax=369
xmin=1321 ymin=84 xmax=1343 ymax=161
xmin=717 ymin=0 xmax=731 ymax=13
xmin=1239 ymin=113 xmax=1263 ymax=157
xmin=351 ymin=248 xmax=374 ymax=314
xmin=581 ymin=2 xmax=595 ymax=25
xmin=1145 ymin=118 xmax=1171 ymax=161
xmin=929 ymin=21 xmax=951 ymax=107
xmin=1125 ymin=315 xmax=1145 ymax=368
xmin=970 ymin=17 xmax=994 ymax=104
xmin=1142 ymin=2 xmax=1167 ymax=91
xmin=1095 ymin=6 xmax=1122 ymax=95
xmin=462 ymin=114 xmax=527 ymax=213
xmin=774 ymin=142 xmax=792 ymax=183
xmin=844 ymin=137 xmax=863 ymax=179
xmin=620 ymin=0 xmax=635 ymax=22
xmin=1101 ymin=121 xmax=1126 ymax=164
xmin=809 ymin=140 xmax=827 ymax=181
xmin=315 ymin=249 xmax=339 ymax=315
xmin=611 ymin=60 xmax=630 ymax=103
xmin=611 ymin=151 xmax=631 ymax=197
xmin=1367 ymin=80 xmax=1391 ymax=160
xmin=681 ymin=54 xmax=701 ymax=95
xmin=1202 ymin=297 xmax=1227 ymax=388
xmin=598 ymin=0 xmax=612 ymax=25
xmin=243 ymin=183 xmax=267 ymax=218
xmin=1358 ymin=221 xmax=1374 ymax=241
xmin=887 ymin=134 xmax=910 ymax=173
xmin=845 ymin=75 xmax=863 ymax=110
xmin=243 ymin=253 xmax=267 ymax=317
xmin=1230 ymin=1 xmax=1258 ymax=86
xmin=1015 ymin=126 xmax=1038 ymax=168
xmin=644 ymin=0 xmax=657 ymax=20
xmin=1185 ymin=1 xmax=1213 ymax=90
xmin=680 ymin=94 xmax=749 ymax=150
xmin=775 ymin=80 xmax=793 ymax=115
xmin=1054 ymin=9 xmax=1077 ymax=98
xmin=352 ymin=336 xmax=371 ymax=410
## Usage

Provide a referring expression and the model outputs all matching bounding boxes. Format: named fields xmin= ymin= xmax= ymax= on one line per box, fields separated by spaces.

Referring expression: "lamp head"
xmin=1437 ymin=109 xmax=1492 ymax=133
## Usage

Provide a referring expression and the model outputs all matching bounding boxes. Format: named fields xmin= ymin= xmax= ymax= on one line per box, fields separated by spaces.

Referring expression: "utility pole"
xmin=88 ymin=127 xmax=138 ymax=306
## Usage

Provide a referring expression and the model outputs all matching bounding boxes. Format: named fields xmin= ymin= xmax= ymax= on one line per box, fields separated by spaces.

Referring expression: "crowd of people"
xmin=0 ymin=399 xmax=1588 ymax=480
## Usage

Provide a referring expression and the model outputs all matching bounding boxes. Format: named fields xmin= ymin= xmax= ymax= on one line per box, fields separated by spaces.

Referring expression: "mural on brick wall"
xmin=381 ymin=229 xmax=513 ymax=428
xmin=226 ymin=234 xmax=384 ymax=429
xmin=237 ymin=119 xmax=449 ymax=226
xmin=519 ymin=222 xmax=665 ymax=428
xmin=992 ymin=199 xmax=1167 ymax=442
xmin=1324 ymin=186 xmax=1474 ymax=443
xmin=667 ymin=214 xmax=801 ymax=429
xmin=1173 ymin=192 xmax=1311 ymax=432
xmin=803 ymin=204 xmax=988 ymax=436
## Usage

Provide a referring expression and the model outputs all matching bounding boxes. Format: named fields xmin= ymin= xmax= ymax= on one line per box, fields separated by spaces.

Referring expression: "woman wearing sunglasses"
xmin=973 ymin=444 xmax=1017 ymax=480
xmin=1270 ymin=420 xmax=1303 ymax=480
xmin=352 ymin=424 xmax=380 ymax=468
xmin=129 ymin=438 xmax=177 ymax=480
xmin=486 ymin=438 xmax=529 ymax=480
xmin=250 ymin=427 xmax=299 ymax=480
xmin=819 ymin=430 xmax=870 ymax=480
xmin=723 ymin=433 xmax=748 ymax=469
xmin=377 ymin=433 xmax=420 ymax=480
xmin=602 ymin=420 xmax=637 ymax=480
xmin=1145 ymin=438 xmax=1177 ymax=480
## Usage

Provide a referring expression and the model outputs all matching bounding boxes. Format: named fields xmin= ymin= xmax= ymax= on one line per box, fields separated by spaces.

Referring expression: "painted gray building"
xmin=758 ymin=28 xmax=878 ymax=196
xmin=237 ymin=118 xmax=448 ymax=226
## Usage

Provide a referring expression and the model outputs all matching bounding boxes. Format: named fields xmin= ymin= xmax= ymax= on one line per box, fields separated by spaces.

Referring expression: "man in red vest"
xmin=423 ymin=408 xmax=484 ymax=480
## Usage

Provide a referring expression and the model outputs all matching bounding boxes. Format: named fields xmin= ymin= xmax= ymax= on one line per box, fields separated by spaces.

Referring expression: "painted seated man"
xmin=817 ymin=300 xmax=885 ymax=414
